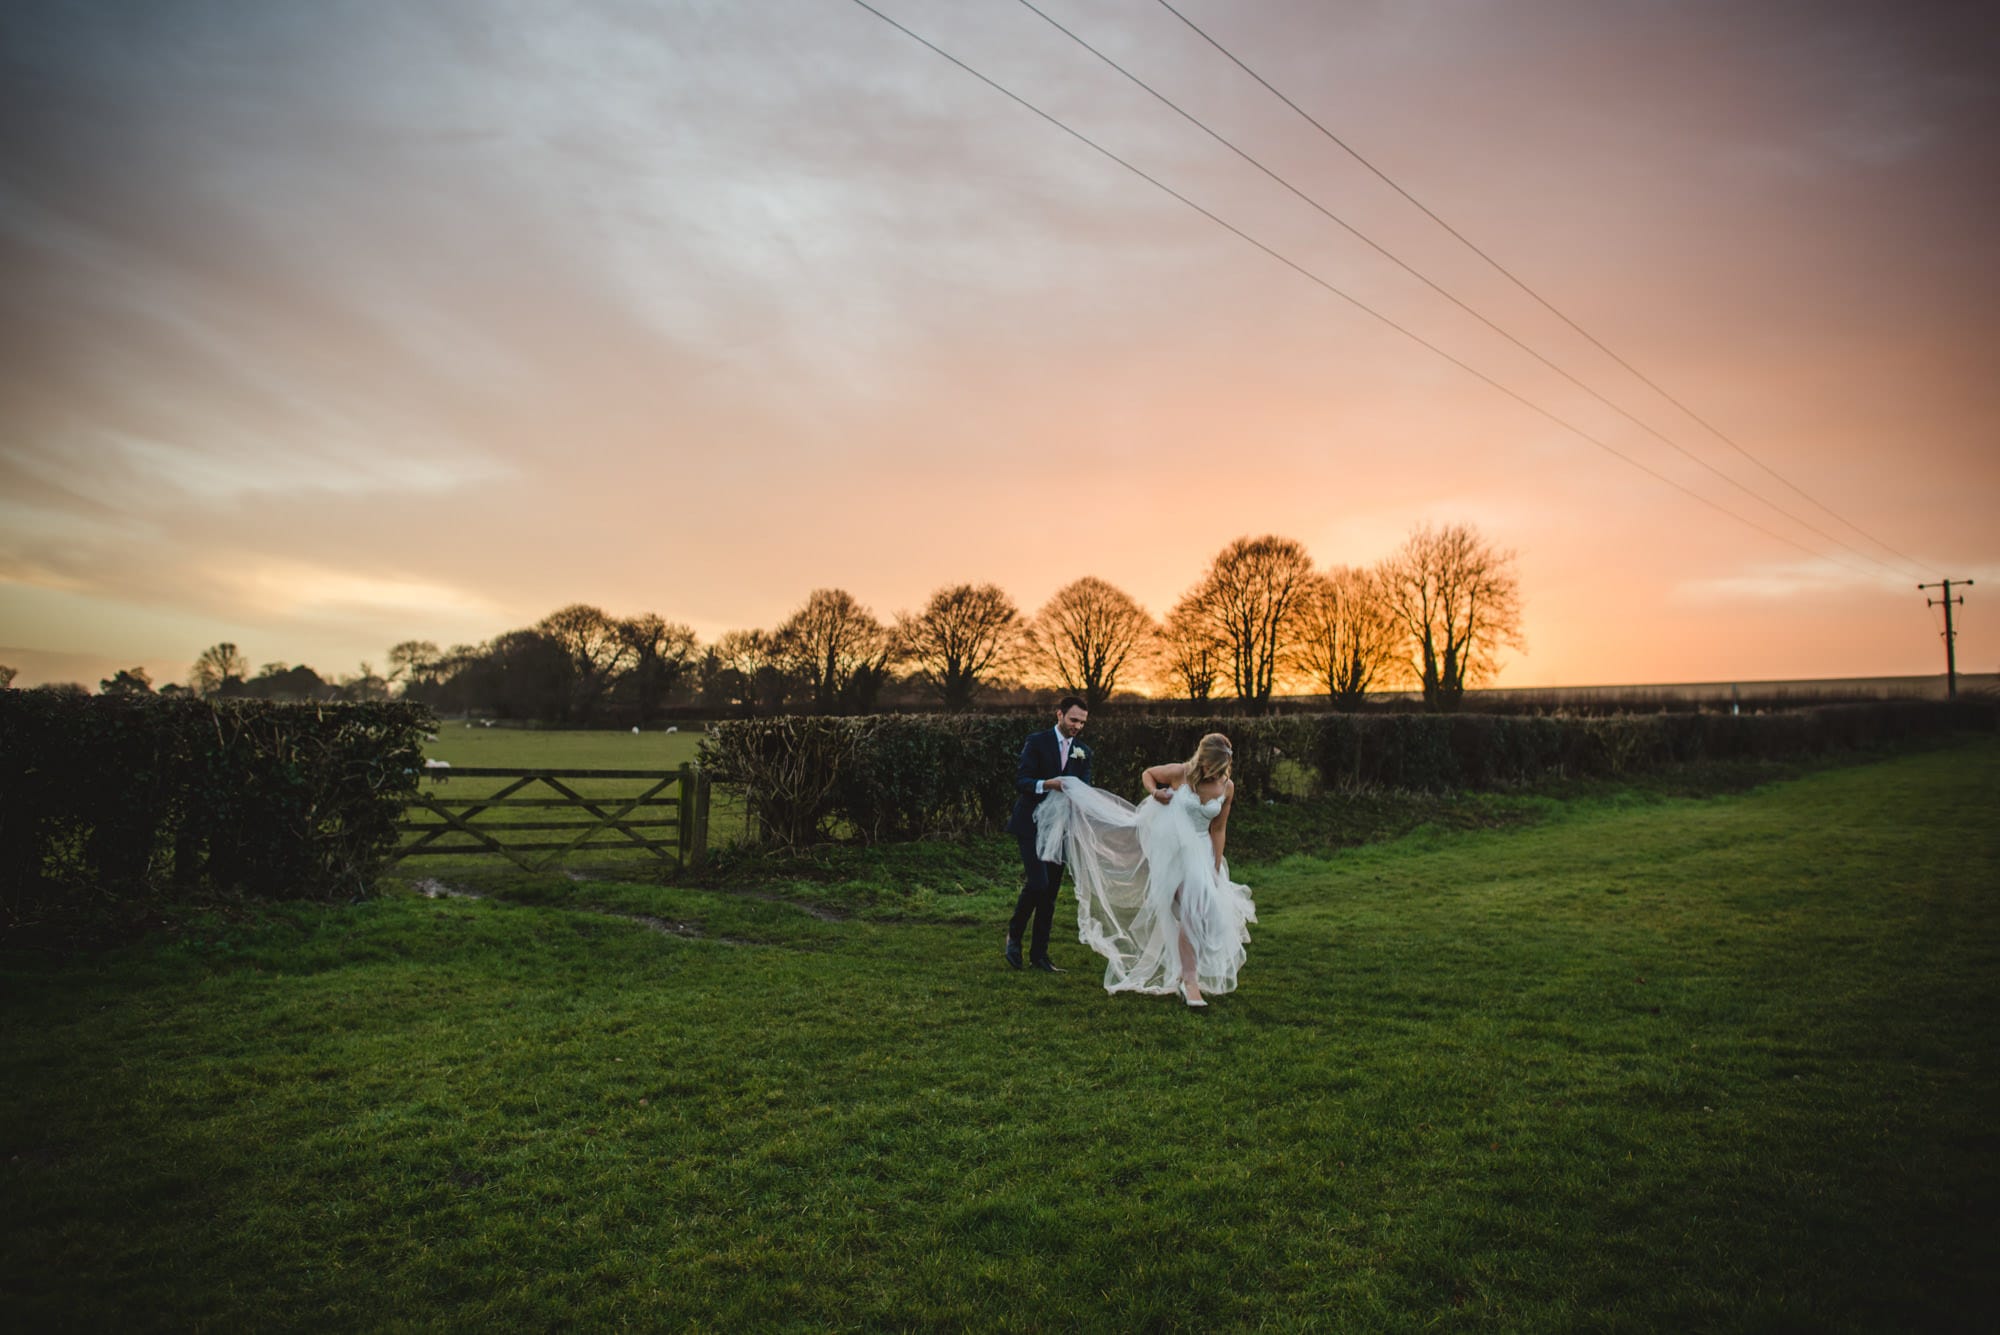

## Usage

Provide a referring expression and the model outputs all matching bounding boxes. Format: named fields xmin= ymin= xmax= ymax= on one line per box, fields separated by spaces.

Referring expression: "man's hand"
xmin=1044 ymin=777 xmax=1065 ymax=791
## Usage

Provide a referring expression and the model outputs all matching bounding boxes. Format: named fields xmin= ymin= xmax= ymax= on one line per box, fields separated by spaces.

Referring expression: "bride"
xmin=1035 ymin=732 xmax=1256 ymax=1007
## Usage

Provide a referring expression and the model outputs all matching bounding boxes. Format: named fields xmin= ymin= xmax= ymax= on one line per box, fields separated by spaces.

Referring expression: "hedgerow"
xmin=1 ymin=693 xmax=431 ymax=921
xmin=705 ymin=701 xmax=1994 ymax=845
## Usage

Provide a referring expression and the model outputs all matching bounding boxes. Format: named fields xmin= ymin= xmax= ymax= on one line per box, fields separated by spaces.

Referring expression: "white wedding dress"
xmin=1035 ymin=780 xmax=1256 ymax=997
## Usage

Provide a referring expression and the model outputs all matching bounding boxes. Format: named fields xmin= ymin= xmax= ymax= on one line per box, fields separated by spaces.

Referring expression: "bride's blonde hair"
xmin=1183 ymin=732 xmax=1233 ymax=790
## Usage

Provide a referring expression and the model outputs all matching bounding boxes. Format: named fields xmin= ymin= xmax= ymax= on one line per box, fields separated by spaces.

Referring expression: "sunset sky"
xmin=3 ymin=0 xmax=1995 ymax=692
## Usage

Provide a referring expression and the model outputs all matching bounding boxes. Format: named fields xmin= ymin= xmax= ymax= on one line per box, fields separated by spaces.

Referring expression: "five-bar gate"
xmin=392 ymin=764 xmax=710 ymax=871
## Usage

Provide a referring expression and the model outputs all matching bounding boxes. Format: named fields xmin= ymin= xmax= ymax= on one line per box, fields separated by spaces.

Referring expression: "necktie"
xmin=1059 ymin=737 xmax=1070 ymax=770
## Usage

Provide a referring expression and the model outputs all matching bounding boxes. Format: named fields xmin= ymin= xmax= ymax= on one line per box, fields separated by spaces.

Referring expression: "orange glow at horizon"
xmin=1 ymin=0 xmax=1994 ymax=693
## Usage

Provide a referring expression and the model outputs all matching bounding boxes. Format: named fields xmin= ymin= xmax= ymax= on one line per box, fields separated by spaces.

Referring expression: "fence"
xmin=392 ymin=764 xmax=710 ymax=872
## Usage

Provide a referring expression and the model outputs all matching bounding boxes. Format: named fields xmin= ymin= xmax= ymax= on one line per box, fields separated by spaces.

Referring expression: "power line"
xmin=1008 ymin=0 xmax=1922 ymax=584
xmin=841 ymin=0 xmax=1891 ymax=582
xmin=1151 ymin=0 xmax=1940 ymax=581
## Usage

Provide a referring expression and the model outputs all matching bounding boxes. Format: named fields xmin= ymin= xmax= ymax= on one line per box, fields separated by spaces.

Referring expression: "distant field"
xmin=1449 ymin=673 xmax=1997 ymax=708
xmin=421 ymin=723 xmax=710 ymax=770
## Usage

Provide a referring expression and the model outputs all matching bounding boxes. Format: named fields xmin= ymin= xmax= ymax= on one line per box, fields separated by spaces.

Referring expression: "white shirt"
xmin=1036 ymin=726 xmax=1072 ymax=795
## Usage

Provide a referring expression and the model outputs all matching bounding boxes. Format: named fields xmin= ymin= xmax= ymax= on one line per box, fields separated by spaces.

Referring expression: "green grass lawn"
xmin=4 ymin=739 xmax=1995 ymax=1330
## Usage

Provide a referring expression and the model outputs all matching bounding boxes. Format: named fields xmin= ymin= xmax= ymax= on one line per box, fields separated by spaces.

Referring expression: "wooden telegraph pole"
xmin=1918 ymin=579 xmax=1973 ymax=698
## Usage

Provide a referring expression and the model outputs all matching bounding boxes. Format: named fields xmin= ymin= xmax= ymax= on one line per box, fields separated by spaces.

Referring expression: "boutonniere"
xmin=1072 ymin=745 xmax=1088 ymax=759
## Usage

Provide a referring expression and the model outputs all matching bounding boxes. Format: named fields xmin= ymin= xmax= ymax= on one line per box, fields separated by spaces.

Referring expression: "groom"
xmin=1005 ymin=696 xmax=1092 ymax=973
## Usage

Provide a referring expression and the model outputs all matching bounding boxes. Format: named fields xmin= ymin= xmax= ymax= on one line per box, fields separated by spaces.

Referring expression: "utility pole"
xmin=1918 ymin=579 xmax=1974 ymax=698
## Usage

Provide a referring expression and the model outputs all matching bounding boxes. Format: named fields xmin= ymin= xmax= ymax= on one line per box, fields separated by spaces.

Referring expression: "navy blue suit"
xmin=1007 ymin=727 xmax=1092 ymax=960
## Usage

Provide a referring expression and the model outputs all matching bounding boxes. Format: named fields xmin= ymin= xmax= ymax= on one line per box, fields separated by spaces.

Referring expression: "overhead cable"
xmin=842 ymin=0 xmax=1893 ymax=582
xmin=1150 ymin=0 xmax=1939 ymax=580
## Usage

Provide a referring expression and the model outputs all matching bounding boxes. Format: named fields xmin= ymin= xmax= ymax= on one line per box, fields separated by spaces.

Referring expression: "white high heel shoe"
xmin=1178 ymin=981 xmax=1208 ymax=1008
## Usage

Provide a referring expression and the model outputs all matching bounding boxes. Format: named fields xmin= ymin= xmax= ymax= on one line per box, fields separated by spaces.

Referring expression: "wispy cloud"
xmin=213 ymin=556 xmax=500 ymax=621
xmin=1677 ymin=559 xmax=1913 ymax=602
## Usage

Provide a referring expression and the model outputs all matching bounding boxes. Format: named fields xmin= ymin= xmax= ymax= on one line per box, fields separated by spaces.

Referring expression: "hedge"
xmin=1 ymin=692 xmax=433 ymax=921
xmin=705 ymin=701 xmax=1995 ymax=846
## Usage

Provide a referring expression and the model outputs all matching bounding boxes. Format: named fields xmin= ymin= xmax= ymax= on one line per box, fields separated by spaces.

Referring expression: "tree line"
xmin=13 ymin=522 xmax=1521 ymax=719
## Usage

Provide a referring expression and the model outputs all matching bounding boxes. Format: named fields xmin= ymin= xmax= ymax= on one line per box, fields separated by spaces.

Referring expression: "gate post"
xmin=677 ymin=763 xmax=711 ymax=868
xmin=691 ymin=767 xmax=710 ymax=868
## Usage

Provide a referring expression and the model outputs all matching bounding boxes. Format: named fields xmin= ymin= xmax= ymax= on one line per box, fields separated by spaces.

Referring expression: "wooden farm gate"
xmin=393 ymin=765 xmax=711 ymax=871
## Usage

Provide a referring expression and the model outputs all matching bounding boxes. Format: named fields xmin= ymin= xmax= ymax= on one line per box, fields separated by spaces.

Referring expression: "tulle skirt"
xmin=1035 ymin=781 xmax=1256 ymax=997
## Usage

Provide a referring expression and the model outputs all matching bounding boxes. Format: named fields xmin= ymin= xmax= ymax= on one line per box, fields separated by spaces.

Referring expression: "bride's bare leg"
xmin=1177 ymin=925 xmax=1203 ymax=1002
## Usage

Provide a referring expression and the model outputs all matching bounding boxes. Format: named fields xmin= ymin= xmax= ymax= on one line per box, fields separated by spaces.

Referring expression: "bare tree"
xmin=99 ymin=666 xmax=154 ymax=696
xmin=1191 ymin=535 xmax=1318 ymax=710
xmin=1026 ymin=577 xmax=1155 ymax=710
xmin=538 ymin=604 xmax=635 ymax=722
xmin=338 ymin=662 xmax=391 ymax=703
xmin=387 ymin=640 xmax=443 ymax=692
xmin=774 ymin=589 xmax=891 ymax=714
xmin=1380 ymin=522 xmax=1525 ymax=712
xmin=189 ymin=642 xmax=248 ymax=697
xmin=709 ymin=629 xmax=785 ymax=714
xmin=242 ymin=663 xmax=331 ymax=702
xmin=618 ymin=613 xmax=699 ymax=724
xmin=896 ymin=583 xmax=1021 ymax=711
xmin=0 ymin=665 xmax=15 ymax=689
xmin=1291 ymin=565 xmax=1405 ymax=708
xmin=1158 ymin=594 xmax=1223 ymax=702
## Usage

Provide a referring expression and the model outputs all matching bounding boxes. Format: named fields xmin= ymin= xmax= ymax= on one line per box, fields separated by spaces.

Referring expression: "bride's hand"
xmin=1151 ymin=787 xmax=1173 ymax=805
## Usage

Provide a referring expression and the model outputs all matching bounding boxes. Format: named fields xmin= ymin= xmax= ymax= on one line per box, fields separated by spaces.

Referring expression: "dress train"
xmin=1035 ymin=780 xmax=1255 ymax=997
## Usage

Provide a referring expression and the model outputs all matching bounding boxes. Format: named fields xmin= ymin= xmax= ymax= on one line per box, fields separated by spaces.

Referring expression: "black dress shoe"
xmin=1029 ymin=957 xmax=1065 ymax=973
xmin=1004 ymin=937 xmax=1023 ymax=970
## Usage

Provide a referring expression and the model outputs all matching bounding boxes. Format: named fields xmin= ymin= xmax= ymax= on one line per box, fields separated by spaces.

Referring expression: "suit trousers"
xmin=1009 ymin=828 xmax=1063 ymax=960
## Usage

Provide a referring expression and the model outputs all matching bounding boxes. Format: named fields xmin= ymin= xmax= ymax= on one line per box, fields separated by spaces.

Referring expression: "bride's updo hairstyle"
xmin=1183 ymin=732 xmax=1233 ymax=790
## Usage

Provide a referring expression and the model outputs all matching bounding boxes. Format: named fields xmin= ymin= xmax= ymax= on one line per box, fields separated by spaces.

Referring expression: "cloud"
xmin=212 ymin=556 xmax=500 ymax=622
xmin=1677 ymin=559 xmax=1911 ymax=602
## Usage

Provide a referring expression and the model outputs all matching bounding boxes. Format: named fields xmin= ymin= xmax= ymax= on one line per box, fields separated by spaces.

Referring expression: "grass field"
xmin=421 ymin=724 xmax=711 ymax=770
xmin=3 ymin=738 xmax=1996 ymax=1330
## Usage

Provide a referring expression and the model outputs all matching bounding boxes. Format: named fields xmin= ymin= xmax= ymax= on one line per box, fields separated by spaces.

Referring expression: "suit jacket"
xmin=1006 ymin=727 xmax=1093 ymax=839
